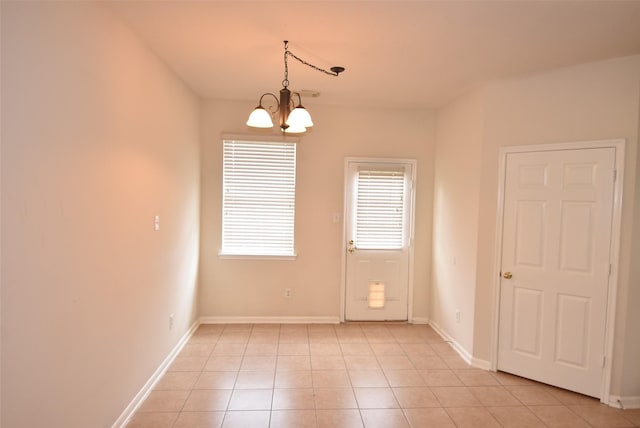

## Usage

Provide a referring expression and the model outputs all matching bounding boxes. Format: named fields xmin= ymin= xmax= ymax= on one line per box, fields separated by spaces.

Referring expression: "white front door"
xmin=498 ymin=147 xmax=615 ymax=397
xmin=344 ymin=160 xmax=415 ymax=321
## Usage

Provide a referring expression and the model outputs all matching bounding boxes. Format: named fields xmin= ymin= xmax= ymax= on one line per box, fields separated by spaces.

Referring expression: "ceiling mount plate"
xmin=298 ymin=90 xmax=320 ymax=98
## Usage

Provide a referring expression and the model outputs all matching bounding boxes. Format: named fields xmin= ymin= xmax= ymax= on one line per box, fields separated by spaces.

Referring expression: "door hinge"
xmin=602 ymin=355 xmax=606 ymax=368
xmin=609 ymin=264 xmax=612 ymax=277
xmin=613 ymin=169 xmax=617 ymax=183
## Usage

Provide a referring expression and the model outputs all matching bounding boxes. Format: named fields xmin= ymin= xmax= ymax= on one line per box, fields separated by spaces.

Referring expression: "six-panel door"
xmin=498 ymin=148 xmax=615 ymax=397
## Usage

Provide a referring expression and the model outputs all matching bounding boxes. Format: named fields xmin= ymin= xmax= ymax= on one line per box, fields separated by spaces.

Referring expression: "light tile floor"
xmin=127 ymin=323 xmax=640 ymax=428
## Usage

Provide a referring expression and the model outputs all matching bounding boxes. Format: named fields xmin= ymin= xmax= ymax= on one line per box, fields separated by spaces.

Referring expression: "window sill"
xmin=218 ymin=253 xmax=297 ymax=261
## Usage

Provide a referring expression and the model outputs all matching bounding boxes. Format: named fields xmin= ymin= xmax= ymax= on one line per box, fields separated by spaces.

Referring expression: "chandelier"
xmin=246 ymin=41 xmax=345 ymax=134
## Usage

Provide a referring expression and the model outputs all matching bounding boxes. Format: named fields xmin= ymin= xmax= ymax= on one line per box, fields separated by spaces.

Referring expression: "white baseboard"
xmin=609 ymin=395 xmax=640 ymax=409
xmin=471 ymin=357 xmax=492 ymax=370
xmin=428 ymin=320 xmax=491 ymax=370
xmin=410 ymin=317 xmax=429 ymax=324
xmin=199 ymin=316 xmax=340 ymax=324
xmin=429 ymin=320 xmax=473 ymax=365
xmin=111 ymin=319 xmax=200 ymax=428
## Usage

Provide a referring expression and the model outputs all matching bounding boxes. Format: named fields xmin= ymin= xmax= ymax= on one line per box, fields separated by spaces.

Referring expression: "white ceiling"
xmin=109 ymin=1 xmax=640 ymax=109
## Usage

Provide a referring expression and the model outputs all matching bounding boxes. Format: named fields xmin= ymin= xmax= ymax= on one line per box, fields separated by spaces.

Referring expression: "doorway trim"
xmin=490 ymin=139 xmax=625 ymax=404
xmin=340 ymin=157 xmax=417 ymax=323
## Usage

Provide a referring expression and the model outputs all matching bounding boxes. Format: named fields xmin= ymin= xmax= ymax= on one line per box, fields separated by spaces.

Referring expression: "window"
xmin=354 ymin=167 xmax=406 ymax=249
xmin=221 ymin=139 xmax=296 ymax=256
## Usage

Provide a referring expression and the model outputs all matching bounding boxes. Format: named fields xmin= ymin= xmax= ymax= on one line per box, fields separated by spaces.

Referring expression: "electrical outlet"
xmin=154 ymin=215 xmax=160 ymax=231
xmin=455 ymin=310 xmax=461 ymax=323
xmin=169 ymin=313 xmax=174 ymax=330
xmin=284 ymin=288 xmax=292 ymax=298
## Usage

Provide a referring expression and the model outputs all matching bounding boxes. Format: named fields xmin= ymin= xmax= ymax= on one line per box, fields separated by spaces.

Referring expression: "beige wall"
xmin=199 ymin=101 xmax=435 ymax=321
xmin=1 ymin=3 xmax=201 ymax=427
xmin=433 ymin=55 xmax=640 ymax=398
xmin=431 ymin=89 xmax=485 ymax=352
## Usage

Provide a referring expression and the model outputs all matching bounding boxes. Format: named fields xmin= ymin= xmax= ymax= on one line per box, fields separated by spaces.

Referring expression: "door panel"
xmin=344 ymin=160 xmax=414 ymax=321
xmin=352 ymin=255 xmax=403 ymax=300
xmin=555 ymin=294 xmax=590 ymax=368
xmin=559 ymin=201 xmax=594 ymax=272
xmin=515 ymin=200 xmax=546 ymax=267
xmin=498 ymin=148 xmax=614 ymax=397
xmin=512 ymin=287 xmax=543 ymax=357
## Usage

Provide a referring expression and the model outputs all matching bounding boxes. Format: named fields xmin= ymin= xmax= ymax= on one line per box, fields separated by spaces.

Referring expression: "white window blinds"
xmin=355 ymin=167 xmax=406 ymax=249
xmin=221 ymin=140 xmax=296 ymax=256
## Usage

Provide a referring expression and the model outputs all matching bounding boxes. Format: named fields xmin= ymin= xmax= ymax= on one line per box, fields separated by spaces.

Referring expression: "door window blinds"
xmin=355 ymin=167 xmax=406 ymax=249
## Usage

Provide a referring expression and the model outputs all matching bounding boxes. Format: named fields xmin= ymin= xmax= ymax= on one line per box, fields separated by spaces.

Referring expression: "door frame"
xmin=340 ymin=157 xmax=417 ymax=323
xmin=490 ymin=139 xmax=625 ymax=404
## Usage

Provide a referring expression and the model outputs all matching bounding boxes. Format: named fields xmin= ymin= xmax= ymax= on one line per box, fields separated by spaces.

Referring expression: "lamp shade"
xmin=286 ymin=106 xmax=314 ymax=128
xmin=247 ymin=107 xmax=274 ymax=128
xmin=284 ymin=123 xmax=307 ymax=134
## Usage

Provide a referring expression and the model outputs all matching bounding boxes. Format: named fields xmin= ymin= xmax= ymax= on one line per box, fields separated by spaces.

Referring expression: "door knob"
xmin=503 ymin=272 xmax=513 ymax=279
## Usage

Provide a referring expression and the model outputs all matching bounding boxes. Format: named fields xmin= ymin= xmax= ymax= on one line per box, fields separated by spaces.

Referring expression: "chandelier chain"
xmin=282 ymin=41 xmax=290 ymax=88
xmin=286 ymin=51 xmax=341 ymax=77
xmin=282 ymin=40 xmax=341 ymax=89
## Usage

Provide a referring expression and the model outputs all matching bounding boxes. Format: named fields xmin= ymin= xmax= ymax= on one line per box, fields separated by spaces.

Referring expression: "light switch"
xmin=154 ymin=215 xmax=160 ymax=231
